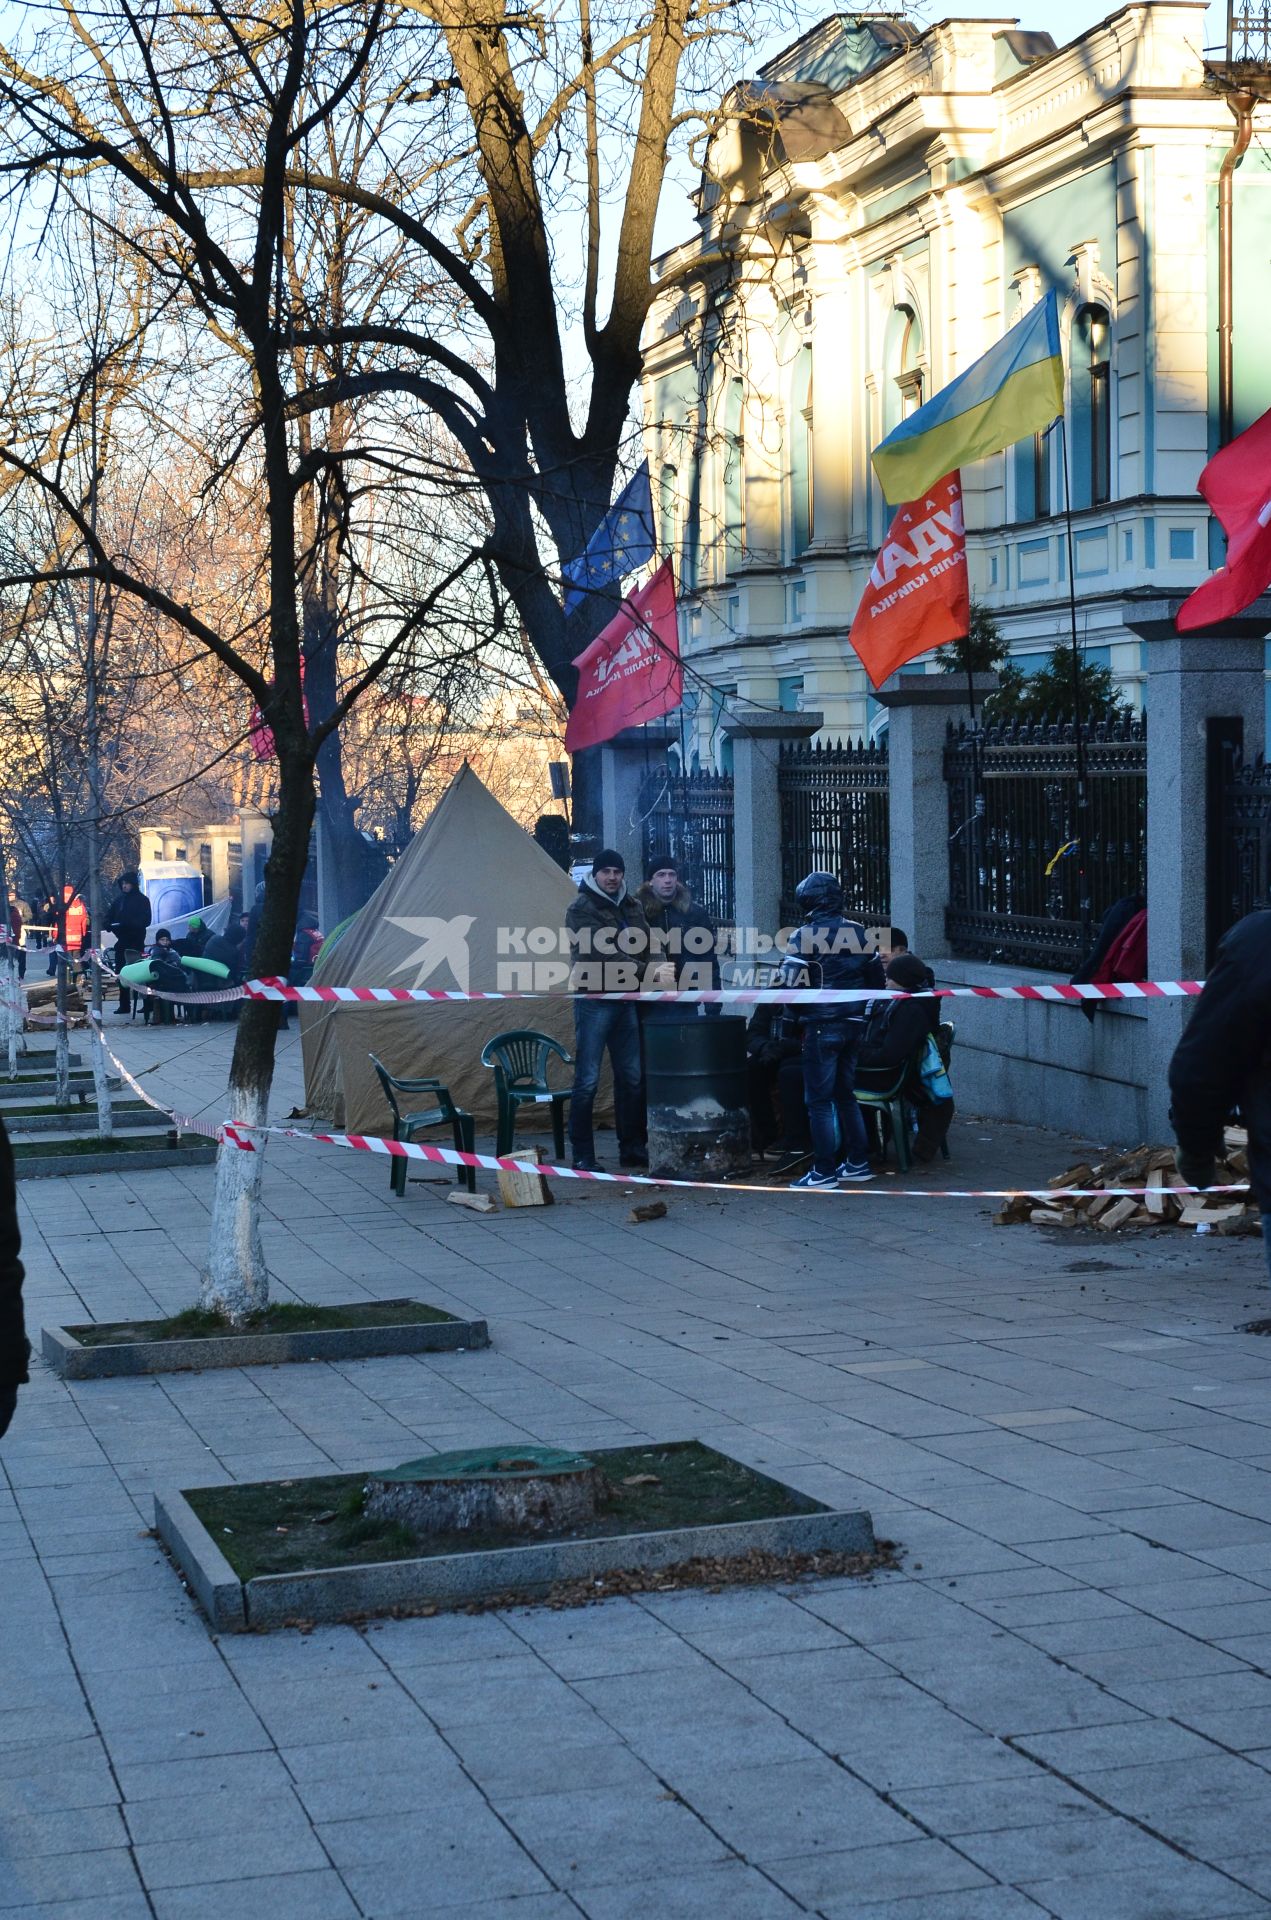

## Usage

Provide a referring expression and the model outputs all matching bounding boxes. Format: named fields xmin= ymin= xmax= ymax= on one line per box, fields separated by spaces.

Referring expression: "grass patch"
xmin=10 ymin=1134 xmax=204 ymax=1159
xmin=186 ymin=1442 xmax=825 ymax=1582
xmin=68 ymin=1298 xmax=456 ymax=1348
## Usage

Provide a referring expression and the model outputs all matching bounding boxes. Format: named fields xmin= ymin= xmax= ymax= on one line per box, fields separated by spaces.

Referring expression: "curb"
xmin=43 ymin=1306 xmax=491 ymax=1378
xmin=15 ymin=1143 xmax=218 ymax=1180
xmin=159 ymin=1494 xmax=875 ymax=1632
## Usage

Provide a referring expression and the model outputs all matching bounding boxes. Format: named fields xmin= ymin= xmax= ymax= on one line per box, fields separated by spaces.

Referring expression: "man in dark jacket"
xmin=1170 ymin=909 xmax=1271 ymax=1274
xmin=636 ymin=852 xmax=720 ymax=1018
xmin=777 ymin=870 xmax=886 ymax=1188
xmin=0 ymin=1116 xmax=27 ymax=1438
xmin=565 ymin=849 xmax=652 ymax=1171
xmin=858 ymin=950 xmax=953 ymax=1162
xmin=107 ymin=870 xmax=152 ymax=1016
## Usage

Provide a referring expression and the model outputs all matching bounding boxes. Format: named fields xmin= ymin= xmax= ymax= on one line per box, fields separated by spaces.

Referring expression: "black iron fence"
xmin=944 ymin=715 xmax=1146 ymax=971
xmin=638 ymin=767 xmax=735 ymax=924
xmin=1214 ymin=745 xmax=1271 ymax=946
xmin=778 ymin=737 xmax=890 ymax=928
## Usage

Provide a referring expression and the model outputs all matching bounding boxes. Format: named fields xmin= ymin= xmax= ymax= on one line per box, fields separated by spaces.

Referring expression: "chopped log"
xmin=497 ymin=1147 xmax=554 ymax=1209
xmin=1085 ymin=1193 xmax=1119 ymax=1221
xmin=629 ymin=1200 xmax=668 ymax=1224
xmin=1049 ymin=1164 xmax=1094 ymax=1190
xmin=1096 ymin=1197 xmax=1139 ymax=1231
xmin=1144 ymin=1170 xmax=1168 ymax=1217
xmin=447 ymin=1189 xmax=496 ymax=1213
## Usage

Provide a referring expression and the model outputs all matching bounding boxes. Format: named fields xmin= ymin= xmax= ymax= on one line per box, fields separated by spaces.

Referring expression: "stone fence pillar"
xmin=1124 ymin=595 xmax=1271 ymax=1137
xmin=720 ymin=708 xmax=822 ymax=958
xmin=877 ymin=674 xmax=998 ymax=961
xmin=599 ymin=723 xmax=678 ymax=879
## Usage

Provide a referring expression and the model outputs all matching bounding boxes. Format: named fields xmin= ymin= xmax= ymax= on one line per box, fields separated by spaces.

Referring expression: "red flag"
xmin=1177 ymin=406 xmax=1271 ymax=632
xmin=848 ymin=472 xmax=969 ymax=689
xmin=564 ymin=560 xmax=682 ymax=752
xmin=248 ymin=662 xmax=310 ymax=761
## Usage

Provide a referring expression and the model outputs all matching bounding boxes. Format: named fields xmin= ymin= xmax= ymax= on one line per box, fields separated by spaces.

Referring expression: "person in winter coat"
xmin=776 ymin=871 xmax=886 ymax=1188
xmin=178 ymin=915 xmax=208 ymax=961
xmin=1170 ymin=908 xmax=1271 ymax=1279
xmin=0 ymin=1116 xmax=27 ymax=1439
xmin=565 ymin=849 xmax=652 ymax=1171
xmin=203 ymin=919 xmax=246 ymax=984
xmin=745 ymin=999 xmax=810 ymax=1161
xmin=857 ymin=950 xmax=954 ymax=1162
xmin=636 ymin=852 xmax=720 ymax=1020
xmin=107 ymin=870 xmax=153 ymax=1015
xmin=3 ymin=892 xmax=24 ymax=981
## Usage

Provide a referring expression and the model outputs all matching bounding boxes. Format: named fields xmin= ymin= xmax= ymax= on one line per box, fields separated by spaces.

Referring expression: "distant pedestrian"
xmin=3 ymin=891 xmax=24 ymax=981
xmin=777 ymin=870 xmax=885 ymax=1189
xmin=106 ymin=870 xmax=153 ymax=1016
xmin=565 ymin=849 xmax=652 ymax=1171
xmin=1170 ymin=908 xmax=1271 ymax=1277
xmin=0 ymin=1116 xmax=27 ymax=1440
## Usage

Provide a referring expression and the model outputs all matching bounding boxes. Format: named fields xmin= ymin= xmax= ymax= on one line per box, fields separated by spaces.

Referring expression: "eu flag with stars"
xmin=562 ymin=462 xmax=656 ymax=615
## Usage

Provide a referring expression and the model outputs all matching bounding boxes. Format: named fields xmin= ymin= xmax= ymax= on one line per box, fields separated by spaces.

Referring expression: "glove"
xmin=1175 ymin=1146 xmax=1216 ymax=1192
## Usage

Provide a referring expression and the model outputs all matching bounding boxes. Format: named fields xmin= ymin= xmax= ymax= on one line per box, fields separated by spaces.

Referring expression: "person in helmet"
xmin=776 ymin=871 xmax=886 ymax=1189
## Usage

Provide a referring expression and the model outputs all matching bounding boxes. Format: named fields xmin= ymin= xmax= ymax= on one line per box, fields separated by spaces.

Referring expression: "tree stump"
xmin=363 ymin=1444 xmax=604 ymax=1536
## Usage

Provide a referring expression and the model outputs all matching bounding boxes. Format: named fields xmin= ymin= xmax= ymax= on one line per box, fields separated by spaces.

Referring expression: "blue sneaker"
xmin=837 ymin=1161 xmax=874 ymax=1183
xmin=790 ymin=1168 xmax=840 ymax=1189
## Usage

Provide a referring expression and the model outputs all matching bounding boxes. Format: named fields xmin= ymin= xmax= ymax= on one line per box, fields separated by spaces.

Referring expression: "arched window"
xmin=791 ymin=345 xmax=813 ymax=556
xmin=658 ymin=462 xmax=678 ymax=556
xmin=1071 ymin=305 xmax=1111 ymax=509
xmin=883 ymin=304 xmax=924 ymax=435
xmin=722 ymin=377 xmax=745 ymax=562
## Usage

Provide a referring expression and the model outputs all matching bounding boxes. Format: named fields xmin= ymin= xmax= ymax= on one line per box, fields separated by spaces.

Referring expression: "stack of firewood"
xmin=995 ymin=1128 xmax=1259 ymax=1234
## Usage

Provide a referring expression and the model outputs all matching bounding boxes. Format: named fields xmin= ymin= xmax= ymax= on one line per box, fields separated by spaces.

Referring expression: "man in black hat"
xmin=565 ymin=849 xmax=652 ymax=1171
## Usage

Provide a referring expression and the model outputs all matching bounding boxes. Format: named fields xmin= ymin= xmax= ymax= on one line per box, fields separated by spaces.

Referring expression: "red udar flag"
xmin=1177 ymin=405 xmax=1271 ymax=632
xmin=564 ymin=558 xmax=682 ymax=752
xmin=849 ymin=471 xmax=969 ymax=688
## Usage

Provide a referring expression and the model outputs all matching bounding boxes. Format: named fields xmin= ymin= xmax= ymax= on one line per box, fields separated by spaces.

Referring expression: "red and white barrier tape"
xmin=242 ymin=976 xmax=1205 ymax=1007
xmin=86 ymin=1017 xmax=1247 ymax=1204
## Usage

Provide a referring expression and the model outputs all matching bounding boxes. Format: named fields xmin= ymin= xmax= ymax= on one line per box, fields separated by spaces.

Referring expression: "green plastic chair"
xmin=480 ymin=1030 xmax=573 ymax=1160
xmin=369 ymin=1053 xmax=476 ymax=1197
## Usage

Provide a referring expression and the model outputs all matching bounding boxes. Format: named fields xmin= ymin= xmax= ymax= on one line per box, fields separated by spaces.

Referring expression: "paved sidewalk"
xmin=6 ymin=1021 xmax=1271 ymax=1917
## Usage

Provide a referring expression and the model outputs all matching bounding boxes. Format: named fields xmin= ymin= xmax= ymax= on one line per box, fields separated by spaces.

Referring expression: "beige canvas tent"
xmin=300 ymin=765 xmax=591 ymax=1136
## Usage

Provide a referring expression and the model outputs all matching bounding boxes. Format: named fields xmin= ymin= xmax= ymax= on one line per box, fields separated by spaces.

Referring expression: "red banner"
xmin=564 ymin=559 xmax=682 ymax=752
xmin=848 ymin=472 xmax=969 ymax=689
xmin=1177 ymin=404 xmax=1271 ymax=632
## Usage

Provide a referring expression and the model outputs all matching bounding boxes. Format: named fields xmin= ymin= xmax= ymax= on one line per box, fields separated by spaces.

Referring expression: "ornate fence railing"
xmin=1215 ymin=746 xmax=1271 ymax=944
xmin=638 ymin=767 xmax=735 ymax=925
xmin=944 ymin=716 xmax=1146 ymax=971
xmin=778 ymin=737 xmax=890 ymax=929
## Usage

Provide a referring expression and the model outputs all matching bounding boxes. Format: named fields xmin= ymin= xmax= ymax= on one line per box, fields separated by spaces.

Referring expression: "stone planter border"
xmin=15 ymin=1141 xmax=217 ymax=1181
xmin=154 ymin=1472 xmax=875 ymax=1632
xmin=43 ymin=1301 xmax=491 ymax=1379
xmin=9 ymin=1106 xmax=165 ymax=1135
xmin=1 ymin=1075 xmax=113 ymax=1103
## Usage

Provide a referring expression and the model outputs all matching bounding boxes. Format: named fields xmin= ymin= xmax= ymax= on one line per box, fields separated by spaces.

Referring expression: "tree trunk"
xmin=54 ymin=955 xmax=69 ymax=1107
xmin=199 ymin=751 xmax=315 ymax=1325
xmin=2 ymin=955 xmax=17 ymax=1079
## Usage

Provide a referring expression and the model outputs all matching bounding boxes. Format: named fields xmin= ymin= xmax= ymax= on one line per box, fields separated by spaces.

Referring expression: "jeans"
xmin=570 ymin=1000 xmax=646 ymax=1164
xmin=801 ymin=1020 xmax=868 ymax=1176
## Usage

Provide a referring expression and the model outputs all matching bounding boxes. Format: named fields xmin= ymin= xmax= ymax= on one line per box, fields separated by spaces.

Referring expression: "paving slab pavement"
xmin=4 ymin=1020 xmax=1271 ymax=1914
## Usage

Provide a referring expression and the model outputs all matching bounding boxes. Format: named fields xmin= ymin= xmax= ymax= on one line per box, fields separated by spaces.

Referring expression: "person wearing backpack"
xmin=857 ymin=950 xmax=954 ymax=1162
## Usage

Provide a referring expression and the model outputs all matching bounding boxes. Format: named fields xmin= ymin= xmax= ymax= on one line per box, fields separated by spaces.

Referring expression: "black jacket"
xmin=778 ymin=913 xmax=886 ymax=1025
xmin=0 ymin=1117 xmax=28 ymax=1389
xmin=203 ymin=931 xmax=245 ymax=983
xmin=565 ymin=877 xmax=652 ymax=989
xmin=1170 ymin=909 xmax=1271 ymax=1210
xmin=635 ymin=881 xmax=719 ymax=989
xmin=106 ymin=886 xmax=152 ymax=953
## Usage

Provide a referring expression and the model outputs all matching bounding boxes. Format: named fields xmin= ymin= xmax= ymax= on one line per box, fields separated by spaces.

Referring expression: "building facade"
xmin=641 ymin=1 xmax=1271 ymax=760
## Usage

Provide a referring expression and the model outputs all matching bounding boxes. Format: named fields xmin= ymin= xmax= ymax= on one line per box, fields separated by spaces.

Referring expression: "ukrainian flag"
xmin=872 ymin=290 xmax=1065 ymax=506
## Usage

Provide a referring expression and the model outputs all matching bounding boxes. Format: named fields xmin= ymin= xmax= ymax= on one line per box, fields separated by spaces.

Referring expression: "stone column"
xmin=599 ymin=723 xmax=678 ymax=878
xmin=876 ymin=673 xmax=998 ymax=961
xmin=1124 ymin=596 xmax=1271 ymax=1136
xmin=720 ymin=708 xmax=822 ymax=962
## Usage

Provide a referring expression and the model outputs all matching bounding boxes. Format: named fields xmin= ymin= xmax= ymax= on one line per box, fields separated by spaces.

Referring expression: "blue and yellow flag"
xmin=872 ymin=291 xmax=1064 ymax=505
xmin=562 ymin=462 xmax=656 ymax=616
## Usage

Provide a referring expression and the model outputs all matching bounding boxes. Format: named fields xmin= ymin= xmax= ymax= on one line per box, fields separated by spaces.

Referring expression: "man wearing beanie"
xmin=857 ymin=949 xmax=954 ymax=1163
xmin=636 ymin=852 xmax=720 ymax=1015
xmin=565 ymin=850 xmax=652 ymax=1170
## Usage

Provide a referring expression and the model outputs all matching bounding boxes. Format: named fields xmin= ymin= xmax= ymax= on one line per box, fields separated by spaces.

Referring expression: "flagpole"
xmin=1059 ymin=413 xmax=1093 ymax=954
